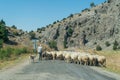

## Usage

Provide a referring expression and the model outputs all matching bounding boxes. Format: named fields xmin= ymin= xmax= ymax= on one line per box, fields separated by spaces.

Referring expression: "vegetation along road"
xmin=0 ymin=59 xmax=120 ymax=80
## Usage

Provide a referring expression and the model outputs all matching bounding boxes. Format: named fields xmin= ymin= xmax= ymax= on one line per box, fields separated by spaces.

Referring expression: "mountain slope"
xmin=36 ymin=0 xmax=120 ymax=50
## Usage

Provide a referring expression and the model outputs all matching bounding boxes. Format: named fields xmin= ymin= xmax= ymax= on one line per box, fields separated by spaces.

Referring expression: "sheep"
xmin=70 ymin=52 xmax=79 ymax=64
xmin=45 ymin=51 xmax=53 ymax=60
xmin=78 ymin=54 xmax=83 ymax=65
xmin=64 ymin=53 xmax=72 ymax=63
xmin=44 ymin=51 xmax=106 ymax=67
xmin=90 ymin=55 xmax=99 ymax=66
xmin=42 ymin=51 xmax=48 ymax=60
xmin=51 ymin=51 xmax=57 ymax=60
xmin=88 ymin=54 xmax=95 ymax=66
xmin=97 ymin=55 xmax=106 ymax=67
xmin=81 ymin=54 xmax=89 ymax=65
xmin=91 ymin=55 xmax=98 ymax=66
xmin=56 ymin=51 xmax=64 ymax=60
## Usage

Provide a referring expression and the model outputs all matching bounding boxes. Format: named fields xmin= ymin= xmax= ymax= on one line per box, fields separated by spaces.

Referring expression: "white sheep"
xmin=70 ymin=52 xmax=79 ymax=64
xmin=51 ymin=51 xmax=57 ymax=60
xmin=81 ymin=53 xmax=89 ymax=65
xmin=97 ymin=55 xmax=106 ymax=67
xmin=56 ymin=51 xmax=64 ymax=60
xmin=64 ymin=52 xmax=72 ymax=63
xmin=78 ymin=54 xmax=83 ymax=65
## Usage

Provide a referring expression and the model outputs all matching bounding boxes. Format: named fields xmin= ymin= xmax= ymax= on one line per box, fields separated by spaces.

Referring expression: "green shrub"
xmin=49 ymin=40 xmax=58 ymax=50
xmin=68 ymin=14 xmax=73 ymax=18
xmin=13 ymin=47 xmax=29 ymax=56
xmin=11 ymin=25 xmax=17 ymax=29
xmin=0 ymin=49 xmax=5 ymax=60
xmin=29 ymin=31 xmax=36 ymax=39
xmin=82 ymin=8 xmax=90 ymax=12
xmin=113 ymin=45 xmax=117 ymax=50
xmin=67 ymin=27 xmax=73 ymax=37
xmin=21 ymin=47 xmax=28 ymax=53
xmin=63 ymin=40 xmax=67 ymax=48
xmin=13 ymin=31 xmax=19 ymax=36
xmin=0 ymin=47 xmax=29 ymax=60
xmin=53 ymin=21 xmax=56 ymax=24
xmin=0 ymin=48 xmax=11 ymax=60
xmin=118 ymin=46 xmax=120 ymax=49
xmin=113 ymin=40 xmax=119 ymax=46
xmin=90 ymin=2 xmax=96 ymax=8
xmin=0 ymin=20 xmax=8 ymax=42
xmin=96 ymin=45 xmax=102 ymax=51
xmin=93 ymin=42 xmax=97 ymax=45
xmin=105 ymin=41 xmax=111 ymax=47
xmin=0 ymin=39 xmax=3 ymax=48
xmin=107 ymin=0 xmax=112 ymax=3
xmin=113 ymin=40 xmax=119 ymax=50
xmin=14 ymin=49 xmax=22 ymax=56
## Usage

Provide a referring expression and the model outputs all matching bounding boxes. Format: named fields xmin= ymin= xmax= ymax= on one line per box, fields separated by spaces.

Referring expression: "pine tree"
xmin=0 ymin=19 xmax=6 ymax=25
xmin=0 ymin=20 xmax=8 ymax=42
xmin=90 ymin=2 xmax=95 ymax=8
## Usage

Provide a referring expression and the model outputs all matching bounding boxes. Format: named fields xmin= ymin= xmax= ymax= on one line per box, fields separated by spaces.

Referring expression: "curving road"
xmin=0 ymin=60 xmax=120 ymax=80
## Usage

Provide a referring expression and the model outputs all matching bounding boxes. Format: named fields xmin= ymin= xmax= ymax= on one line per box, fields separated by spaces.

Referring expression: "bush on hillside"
xmin=93 ymin=42 xmax=97 ymax=45
xmin=0 ymin=47 xmax=29 ymax=60
xmin=13 ymin=31 xmax=19 ymax=36
xmin=29 ymin=31 xmax=36 ymax=39
xmin=107 ymin=0 xmax=112 ymax=3
xmin=0 ymin=19 xmax=5 ymax=25
xmin=90 ymin=2 xmax=96 ymax=8
xmin=0 ymin=39 xmax=3 ymax=48
xmin=118 ymin=46 xmax=120 ymax=49
xmin=113 ymin=40 xmax=119 ymax=50
xmin=63 ymin=40 xmax=67 ymax=48
xmin=0 ymin=47 xmax=13 ymax=60
xmin=113 ymin=40 xmax=119 ymax=46
xmin=105 ymin=41 xmax=111 ymax=47
xmin=48 ymin=40 xmax=58 ymax=50
xmin=67 ymin=27 xmax=73 ymax=37
xmin=53 ymin=21 xmax=56 ymax=24
xmin=68 ymin=14 xmax=73 ymax=18
xmin=96 ymin=45 xmax=102 ymax=51
xmin=113 ymin=45 xmax=117 ymax=50
xmin=82 ymin=8 xmax=90 ymax=12
xmin=11 ymin=25 xmax=17 ymax=29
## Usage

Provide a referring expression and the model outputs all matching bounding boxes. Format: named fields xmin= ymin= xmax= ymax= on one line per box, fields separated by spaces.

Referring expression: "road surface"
xmin=0 ymin=60 xmax=120 ymax=80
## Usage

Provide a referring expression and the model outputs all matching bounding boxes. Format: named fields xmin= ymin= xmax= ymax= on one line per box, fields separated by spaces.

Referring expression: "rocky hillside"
xmin=4 ymin=26 xmax=31 ymax=47
xmin=36 ymin=0 xmax=120 ymax=50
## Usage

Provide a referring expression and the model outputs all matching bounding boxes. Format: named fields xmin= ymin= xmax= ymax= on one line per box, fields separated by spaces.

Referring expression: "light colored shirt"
xmin=37 ymin=46 xmax=42 ymax=53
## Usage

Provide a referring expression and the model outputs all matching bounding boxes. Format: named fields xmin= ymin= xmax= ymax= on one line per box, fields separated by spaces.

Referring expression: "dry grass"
xmin=93 ymin=50 xmax=120 ymax=74
xmin=0 ymin=54 xmax=29 ymax=70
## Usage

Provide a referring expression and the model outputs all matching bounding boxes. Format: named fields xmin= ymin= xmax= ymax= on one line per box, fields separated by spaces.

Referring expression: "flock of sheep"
xmin=42 ymin=51 xmax=106 ymax=67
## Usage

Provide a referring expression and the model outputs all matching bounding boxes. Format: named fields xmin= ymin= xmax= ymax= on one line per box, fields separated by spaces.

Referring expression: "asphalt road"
xmin=0 ymin=60 xmax=120 ymax=80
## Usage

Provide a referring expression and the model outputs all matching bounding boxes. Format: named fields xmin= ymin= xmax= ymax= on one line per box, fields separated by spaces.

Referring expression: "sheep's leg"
xmin=75 ymin=60 xmax=78 ymax=64
xmin=78 ymin=61 xmax=80 ymax=64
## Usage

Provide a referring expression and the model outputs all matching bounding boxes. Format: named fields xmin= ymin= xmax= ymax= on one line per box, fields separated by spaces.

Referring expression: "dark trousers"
xmin=38 ymin=52 xmax=42 ymax=61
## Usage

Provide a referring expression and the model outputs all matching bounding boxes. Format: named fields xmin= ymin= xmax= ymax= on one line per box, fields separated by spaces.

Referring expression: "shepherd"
xmin=37 ymin=44 xmax=42 ymax=61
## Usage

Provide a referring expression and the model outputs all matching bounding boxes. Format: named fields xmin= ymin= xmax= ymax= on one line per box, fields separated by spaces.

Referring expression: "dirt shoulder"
xmin=0 ymin=54 xmax=29 ymax=71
